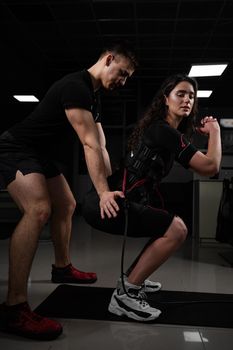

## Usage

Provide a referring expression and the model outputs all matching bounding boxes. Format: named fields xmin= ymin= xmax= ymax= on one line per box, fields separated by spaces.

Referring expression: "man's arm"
xmin=96 ymin=122 xmax=112 ymax=177
xmin=65 ymin=108 xmax=124 ymax=218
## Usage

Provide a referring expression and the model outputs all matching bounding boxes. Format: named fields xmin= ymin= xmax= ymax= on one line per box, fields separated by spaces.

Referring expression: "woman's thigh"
xmin=82 ymin=189 xmax=174 ymax=238
xmin=127 ymin=203 xmax=174 ymax=238
xmin=82 ymin=189 xmax=125 ymax=234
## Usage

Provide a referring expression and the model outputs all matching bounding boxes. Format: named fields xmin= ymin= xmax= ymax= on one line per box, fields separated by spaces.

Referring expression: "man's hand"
xmin=99 ymin=191 xmax=125 ymax=219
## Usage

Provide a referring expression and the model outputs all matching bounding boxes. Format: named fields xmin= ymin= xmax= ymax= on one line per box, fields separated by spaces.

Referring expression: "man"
xmin=0 ymin=41 xmax=137 ymax=340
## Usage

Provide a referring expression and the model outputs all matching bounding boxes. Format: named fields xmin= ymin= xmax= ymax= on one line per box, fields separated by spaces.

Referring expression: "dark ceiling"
xmin=1 ymin=0 xmax=233 ymax=130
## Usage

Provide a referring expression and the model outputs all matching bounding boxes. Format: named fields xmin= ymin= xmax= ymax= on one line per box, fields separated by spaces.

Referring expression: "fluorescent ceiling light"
xmin=188 ymin=64 xmax=227 ymax=77
xmin=13 ymin=95 xmax=39 ymax=102
xmin=197 ymin=90 xmax=212 ymax=98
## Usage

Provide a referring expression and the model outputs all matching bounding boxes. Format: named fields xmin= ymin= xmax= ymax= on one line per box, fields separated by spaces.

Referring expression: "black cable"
xmin=120 ymin=198 xmax=132 ymax=298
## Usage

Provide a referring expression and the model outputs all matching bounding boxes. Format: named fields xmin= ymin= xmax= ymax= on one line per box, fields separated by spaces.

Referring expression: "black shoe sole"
xmin=51 ymin=277 xmax=97 ymax=284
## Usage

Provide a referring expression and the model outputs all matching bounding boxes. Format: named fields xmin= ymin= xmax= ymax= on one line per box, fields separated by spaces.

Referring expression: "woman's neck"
xmin=165 ymin=114 xmax=182 ymax=129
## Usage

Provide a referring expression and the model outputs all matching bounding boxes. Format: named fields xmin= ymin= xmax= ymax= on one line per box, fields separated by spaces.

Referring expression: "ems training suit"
xmin=0 ymin=70 xmax=101 ymax=188
xmin=83 ymin=119 xmax=198 ymax=238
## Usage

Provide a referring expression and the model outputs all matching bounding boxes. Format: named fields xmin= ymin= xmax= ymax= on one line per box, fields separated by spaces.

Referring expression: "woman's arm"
xmin=189 ymin=116 xmax=222 ymax=176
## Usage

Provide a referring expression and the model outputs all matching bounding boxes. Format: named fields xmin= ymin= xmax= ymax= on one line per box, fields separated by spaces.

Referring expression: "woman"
xmin=82 ymin=74 xmax=221 ymax=322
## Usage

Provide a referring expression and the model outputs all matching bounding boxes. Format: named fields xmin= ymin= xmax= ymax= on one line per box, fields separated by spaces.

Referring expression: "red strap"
xmin=122 ymin=168 xmax=127 ymax=195
xmin=122 ymin=168 xmax=147 ymax=195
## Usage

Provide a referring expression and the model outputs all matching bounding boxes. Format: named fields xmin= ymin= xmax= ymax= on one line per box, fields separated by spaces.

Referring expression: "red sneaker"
xmin=51 ymin=263 xmax=97 ymax=284
xmin=0 ymin=302 xmax=62 ymax=340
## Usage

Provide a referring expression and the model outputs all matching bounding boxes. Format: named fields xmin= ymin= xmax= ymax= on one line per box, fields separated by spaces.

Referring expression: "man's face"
xmin=102 ymin=54 xmax=134 ymax=90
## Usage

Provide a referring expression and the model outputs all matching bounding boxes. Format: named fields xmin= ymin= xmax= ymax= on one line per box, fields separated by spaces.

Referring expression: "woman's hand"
xmin=196 ymin=116 xmax=220 ymax=136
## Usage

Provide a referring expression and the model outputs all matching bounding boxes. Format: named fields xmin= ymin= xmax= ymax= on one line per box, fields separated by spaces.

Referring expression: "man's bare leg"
xmin=47 ymin=174 xmax=97 ymax=283
xmin=7 ymin=171 xmax=51 ymax=305
xmin=46 ymin=174 xmax=76 ymax=267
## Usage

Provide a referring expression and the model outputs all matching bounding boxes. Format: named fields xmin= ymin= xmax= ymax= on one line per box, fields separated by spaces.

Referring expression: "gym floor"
xmin=0 ymin=214 xmax=233 ymax=349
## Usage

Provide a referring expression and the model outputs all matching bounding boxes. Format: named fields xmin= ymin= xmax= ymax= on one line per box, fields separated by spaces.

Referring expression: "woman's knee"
xmin=168 ymin=216 xmax=188 ymax=243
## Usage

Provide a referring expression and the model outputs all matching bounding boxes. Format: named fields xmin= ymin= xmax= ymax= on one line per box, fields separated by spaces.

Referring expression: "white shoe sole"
xmin=108 ymin=293 xmax=161 ymax=322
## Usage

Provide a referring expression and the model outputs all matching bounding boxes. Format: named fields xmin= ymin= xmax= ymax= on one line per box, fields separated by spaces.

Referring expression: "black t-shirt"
xmin=109 ymin=119 xmax=198 ymax=202
xmin=8 ymin=70 xmax=101 ymax=156
xmin=142 ymin=118 xmax=197 ymax=177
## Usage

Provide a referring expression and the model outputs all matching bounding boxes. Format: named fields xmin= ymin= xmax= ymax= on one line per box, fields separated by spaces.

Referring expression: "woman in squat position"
xmin=83 ymin=74 xmax=221 ymax=321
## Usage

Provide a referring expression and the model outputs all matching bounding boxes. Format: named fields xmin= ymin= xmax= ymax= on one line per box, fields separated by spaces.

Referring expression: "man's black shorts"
xmin=0 ymin=131 xmax=61 ymax=188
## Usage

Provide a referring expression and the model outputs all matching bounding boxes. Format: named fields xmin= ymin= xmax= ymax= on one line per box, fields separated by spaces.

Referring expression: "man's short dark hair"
xmin=100 ymin=40 xmax=139 ymax=70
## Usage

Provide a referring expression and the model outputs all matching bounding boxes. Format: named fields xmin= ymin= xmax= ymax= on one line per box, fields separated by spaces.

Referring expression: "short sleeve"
xmin=61 ymin=80 xmax=93 ymax=111
xmin=176 ymin=139 xmax=197 ymax=168
xmin=144 ymin=121 xmax=198 ymax=169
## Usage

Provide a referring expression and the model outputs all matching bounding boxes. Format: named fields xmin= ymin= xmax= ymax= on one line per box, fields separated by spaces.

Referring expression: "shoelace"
xmin=125 ymin=290 xmax=149 ymax=307
xmin=138 ymin=299 xmax=149 ymax=308
xmin=127 ymin=288 xmax=148 ymax=304
xmin=137 ymin=288 xmax=147 ymax=300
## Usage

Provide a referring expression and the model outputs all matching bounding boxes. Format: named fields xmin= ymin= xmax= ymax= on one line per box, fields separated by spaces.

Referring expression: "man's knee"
xmin=27 ymin=201 xmax=52 ymax=226
xmin=66 ymin=197 xmax=76 ymax=216
xmin=52 ymin=196 xmax=76 ymax=217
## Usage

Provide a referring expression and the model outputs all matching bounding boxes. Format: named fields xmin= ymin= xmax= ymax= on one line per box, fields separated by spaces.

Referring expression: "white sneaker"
xmin=108 ymin=289 xmax=161 ymax=322
xmin=117 ymin=275 xmax=162 ymax=293
xmin=142 ymin=279 xmax=162 ymax=293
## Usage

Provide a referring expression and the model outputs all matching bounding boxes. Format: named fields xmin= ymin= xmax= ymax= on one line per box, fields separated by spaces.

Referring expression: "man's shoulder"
xmin=61 ymin=70 xmax=91 ymax=86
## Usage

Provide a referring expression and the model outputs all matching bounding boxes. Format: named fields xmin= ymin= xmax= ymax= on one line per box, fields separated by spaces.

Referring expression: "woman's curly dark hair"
xmin=128 ymin=74 xmax=198 ymax=150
